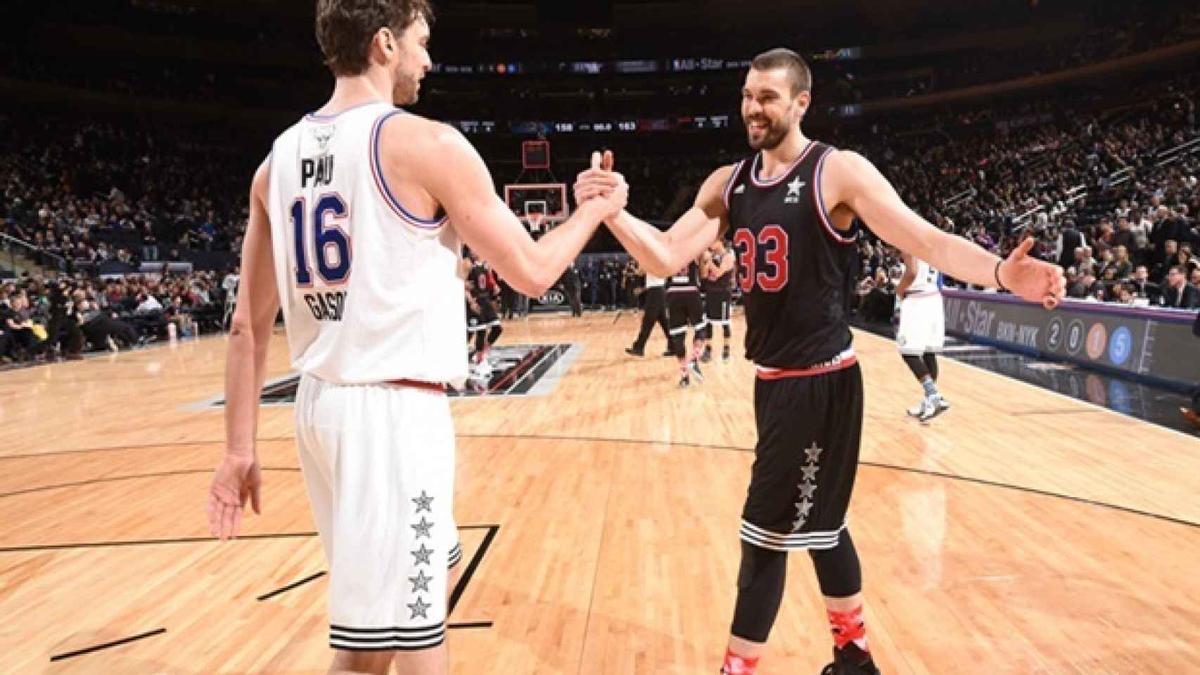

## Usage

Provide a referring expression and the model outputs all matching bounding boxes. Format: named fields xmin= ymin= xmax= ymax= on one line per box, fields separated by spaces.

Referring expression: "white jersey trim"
xmin=369 ymin=110 xmax=449 ymax=230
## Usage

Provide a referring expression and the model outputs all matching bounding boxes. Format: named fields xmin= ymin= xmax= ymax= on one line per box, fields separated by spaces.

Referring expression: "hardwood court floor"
xmin=1 ymin=312 xmax=1197 ymax=674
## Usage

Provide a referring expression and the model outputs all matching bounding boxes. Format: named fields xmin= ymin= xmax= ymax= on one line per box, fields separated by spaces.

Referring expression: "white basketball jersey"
xmin=907 ymin=258 xmax=941 ymax=294
xmin=266 ymin=102 xmax=467 ymax=385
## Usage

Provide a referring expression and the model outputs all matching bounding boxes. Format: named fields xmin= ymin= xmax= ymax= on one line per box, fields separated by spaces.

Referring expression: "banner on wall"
xmin=941 ymin=289 xmax=1200 ymax=390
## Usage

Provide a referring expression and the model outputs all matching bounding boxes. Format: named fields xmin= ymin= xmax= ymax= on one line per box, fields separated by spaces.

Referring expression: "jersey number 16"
xmin=291 ymin=195 xmax=351 ymax=286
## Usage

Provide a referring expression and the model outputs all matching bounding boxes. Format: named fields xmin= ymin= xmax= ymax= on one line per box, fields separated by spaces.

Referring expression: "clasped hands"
xmin=575 ymin=150 xmax=627 ymax=222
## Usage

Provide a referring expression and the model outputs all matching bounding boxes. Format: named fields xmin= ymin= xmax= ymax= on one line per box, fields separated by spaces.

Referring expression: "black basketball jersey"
xmin=725 ymin=141 xmax=859 ymax=368
xmin=701 ymin=251 xmax=735 ymax=292
xmin=666 ymin=261 xmax=700 ymax=293
xmin=468 ymin=264 xmax=493 ymax=299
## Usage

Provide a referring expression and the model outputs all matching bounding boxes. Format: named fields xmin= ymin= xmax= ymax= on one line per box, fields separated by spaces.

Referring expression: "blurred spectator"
xmin=1162 ymin=265 xmax=1200 ymax=308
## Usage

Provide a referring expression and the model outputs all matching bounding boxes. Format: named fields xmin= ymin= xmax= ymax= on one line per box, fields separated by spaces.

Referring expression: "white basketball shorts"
xmin=896 ymin=292 xmax=945 ymax=356
xmin=295 ymin=374 xmax=462 ymax=652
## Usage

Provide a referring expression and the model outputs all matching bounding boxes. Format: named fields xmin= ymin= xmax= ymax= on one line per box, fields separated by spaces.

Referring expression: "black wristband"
xmin=994 ymin=259 xmax=1008 ymax=292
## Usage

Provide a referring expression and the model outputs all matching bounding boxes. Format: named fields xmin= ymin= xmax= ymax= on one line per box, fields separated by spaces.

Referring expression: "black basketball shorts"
xmin=666 ymin=290 xmax=705 ymax=336
xmin=703 ymin=290 xmax=732 ymax=326
xmin=467 ymin=297 xmax=500 ymax=333
xmin=740 ymin=352 xmax=864 ymax=551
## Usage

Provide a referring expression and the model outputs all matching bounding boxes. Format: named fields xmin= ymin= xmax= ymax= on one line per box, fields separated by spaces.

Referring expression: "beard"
xmin=744 ymin=115 xmax=791 ymax=151
xmin=393 ymin=68 xmax=421 ymax=106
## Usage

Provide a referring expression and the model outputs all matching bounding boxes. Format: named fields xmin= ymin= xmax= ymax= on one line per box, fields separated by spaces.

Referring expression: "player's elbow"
xmin=642 ymin=260 xmax=676 ymax=278
xmin=518 ymin=272 xmax=555 ymax=299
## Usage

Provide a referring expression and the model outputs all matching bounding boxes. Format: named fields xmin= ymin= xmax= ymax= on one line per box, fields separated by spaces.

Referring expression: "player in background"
xmin=894 ymin=251 xmax=949 ymax=422
xmin=466 ymin=252 xmax=503 ymax=377
xmin=700 ymin=238 xmax=737 ymax=362
xmin=665 ymin=257 xmax=708 ymax=387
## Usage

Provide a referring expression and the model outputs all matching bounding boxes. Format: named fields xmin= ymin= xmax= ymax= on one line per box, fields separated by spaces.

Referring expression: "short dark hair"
xmin=751 ymin=48 xmax=812 ymax=95
xmin=1170 ymin=265 xmax=1187 ymax=275
xmin=316 ymin=0 xmax=433 ymax=77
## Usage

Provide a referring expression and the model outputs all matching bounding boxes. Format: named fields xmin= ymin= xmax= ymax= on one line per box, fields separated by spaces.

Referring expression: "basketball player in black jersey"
xmin=666 ymin=258 xmax=708 ymax=386
xmin=577 ymin=48 xmax=1064 ymax=675
xmin=466 ymin=252 xmax=503 ymax=377
xmin=700 ymin=239 xmax=736 ymax=362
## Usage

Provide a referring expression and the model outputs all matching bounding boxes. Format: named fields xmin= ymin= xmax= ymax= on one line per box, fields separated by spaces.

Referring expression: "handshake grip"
xmin=574 ymin=150 xmax=627 ymax=219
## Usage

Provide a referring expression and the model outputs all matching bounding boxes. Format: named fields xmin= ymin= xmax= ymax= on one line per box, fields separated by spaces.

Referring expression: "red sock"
xmin=828 ymin=605 xmax=870 ymax=654
xmin=721 ymin=648 xmax=759 ymax=675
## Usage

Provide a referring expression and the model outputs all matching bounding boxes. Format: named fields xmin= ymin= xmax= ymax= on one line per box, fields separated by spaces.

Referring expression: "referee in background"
xmin=626 ymin=270 xmax=670 ymax=357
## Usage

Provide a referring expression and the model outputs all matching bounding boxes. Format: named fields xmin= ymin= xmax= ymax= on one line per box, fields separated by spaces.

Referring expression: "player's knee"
xmin=901 ymin=354 xmax=929 ymax=381
xmin=808 ymin=529 xmax=862 ymax=598
xmin=922 ymin=353 xmax=938 ymax=381
xmin=732 ymin=541 xmax=787 ymax=642
xmin=671 ymin=337 xmax=686 ymax=358
xmin=330 ymin=648 xmax=395 ymax=674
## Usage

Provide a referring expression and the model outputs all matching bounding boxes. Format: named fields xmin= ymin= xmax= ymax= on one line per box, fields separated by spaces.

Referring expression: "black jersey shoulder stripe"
xmin=722 ymin=159 xmax=747 ymax=211
xmin=811 ymin=147 xmax=856 ymax=246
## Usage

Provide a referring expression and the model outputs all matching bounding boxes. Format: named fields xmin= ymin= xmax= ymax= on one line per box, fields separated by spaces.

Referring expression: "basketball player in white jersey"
xmin=894 ymin=251 xmax=949 ymax=422
xmin=204 ymin=2 xmax=626 ymax=674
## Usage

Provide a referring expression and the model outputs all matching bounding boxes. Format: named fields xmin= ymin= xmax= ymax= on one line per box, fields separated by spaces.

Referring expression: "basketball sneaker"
xmin=662 ymin=349 xmax=675 ymax=357
xmin=722 ymin=345 xmax=731 ymax=362
xmin=1182 ymin=406 xmax=1200 ymax=430
xmin=472 ymin=358 xmax=494 ymax=379
xmin=690 ymin=360 xmax=705 ymax=383
xmin=819 ymin=647 xmax=881 ymax=675
xmin=625 ymin=346 xmax=645 ymax=357
xmin=701 ymin=345 xmax=713 ymax=363
xmin=679 ymin=374 xmax=690 ymax=388
xmin=917 ymin=395 xmax=950 ymax=423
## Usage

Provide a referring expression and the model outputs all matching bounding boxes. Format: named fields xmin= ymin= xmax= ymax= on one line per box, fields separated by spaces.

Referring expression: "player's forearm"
xmin=517 ymin=201 xmax=607 ymax=296
xmin=224 ymin=323 xmax=261 ymax=458
xmin=918 ymin=229 xmax=1004 ymax=289
xmin=606 ymin=211 xmax=680 ymax=277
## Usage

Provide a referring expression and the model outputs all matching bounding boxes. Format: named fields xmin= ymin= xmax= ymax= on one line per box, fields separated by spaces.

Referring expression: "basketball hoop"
xmin=526 ymin=212 xmax=545 ymax=233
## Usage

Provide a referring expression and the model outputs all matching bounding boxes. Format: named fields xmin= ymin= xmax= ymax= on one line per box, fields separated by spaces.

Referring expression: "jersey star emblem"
xmin=412 ymin=491 xmax=434 ymax=513
xmin=799 ymin=483 xmax=817 ymax=500
xmin=411 ymin=517 xmax=434 ymax=539
xmin=804 ymin=442 xmax=823 ymax=464
xmin=796 ymin=499 xmax=814 ymax=517
xmin=408 ymin=597 xmax=431 ymax=620
xmin=411 ymin=543 xmax=433 ymax=566
xmin=801 ymin=465 xmax=819 ymax=482
xmin=787 ymin=177 xmax=806 ymax=196
xmin=408 ymin=570 xmax=433 ymax=593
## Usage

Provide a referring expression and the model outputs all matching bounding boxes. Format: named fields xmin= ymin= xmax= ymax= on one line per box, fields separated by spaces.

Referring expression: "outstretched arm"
xmin=579 ymin=164 xmax=735 ymax=278
xmin=413 ymin=126 xmax=624 ymax=298
xmin=824 ymin=150 xmax=1065 ymax=306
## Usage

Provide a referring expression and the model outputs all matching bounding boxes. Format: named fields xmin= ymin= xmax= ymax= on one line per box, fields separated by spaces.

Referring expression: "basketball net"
xmin=527 ymin=212 xmax=545 ymax=233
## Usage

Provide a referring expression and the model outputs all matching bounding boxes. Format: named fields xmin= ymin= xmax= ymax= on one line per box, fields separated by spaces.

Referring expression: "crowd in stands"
xmin=846 ymin=74 xmax=1200 ymax=314
xmin=0 ymin=269 xmax=235 ymax=365
xmin=0 ymin=114 xmax=252 ymax=276
xmin=2 ymin=53 xmax=1198 ymax=376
